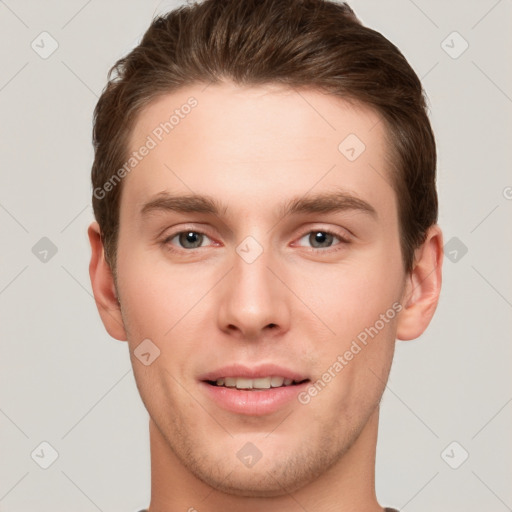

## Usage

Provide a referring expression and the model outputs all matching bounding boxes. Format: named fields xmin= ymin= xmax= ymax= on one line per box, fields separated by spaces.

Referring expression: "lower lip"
xmin=200 ymin=381 xmax=310 ymax=416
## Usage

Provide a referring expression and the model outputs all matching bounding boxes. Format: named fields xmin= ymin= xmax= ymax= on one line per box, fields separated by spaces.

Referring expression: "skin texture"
xmin=88 ymin=82 xmax=443 ymax=511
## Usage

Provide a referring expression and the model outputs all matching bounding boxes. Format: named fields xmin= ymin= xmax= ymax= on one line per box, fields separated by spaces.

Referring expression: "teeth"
xmin=253 ymin=377 xmax=271 ymax=389
xmin=235 ymin=378 xmax=253 ymax=389
xmin=214 ymin=376 xmax=298 ymax=389
xmin=270 ymin=376 xmax=284 ymax=387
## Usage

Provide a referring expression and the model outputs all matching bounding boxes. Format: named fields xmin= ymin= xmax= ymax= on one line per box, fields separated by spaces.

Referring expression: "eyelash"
xmin=161 ymin=227 xmax=351 ymax=254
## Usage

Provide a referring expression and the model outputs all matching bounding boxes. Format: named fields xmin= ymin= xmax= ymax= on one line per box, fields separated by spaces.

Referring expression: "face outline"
xmin=88 ymin=81 xmax=442 ymax=504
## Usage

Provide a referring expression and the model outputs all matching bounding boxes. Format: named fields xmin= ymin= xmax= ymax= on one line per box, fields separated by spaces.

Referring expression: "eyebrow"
xmin=280 ymin=190 xmax=377 ymax=219
xmin=140 ymin=190 xmax=377 ymax=220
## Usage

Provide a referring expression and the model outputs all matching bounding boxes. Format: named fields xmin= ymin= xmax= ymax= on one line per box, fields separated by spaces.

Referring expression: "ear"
xmin=88 ymin=221 xmax=127 ymax=341
xmin=396 ymin=224 xmax=443 ymax=341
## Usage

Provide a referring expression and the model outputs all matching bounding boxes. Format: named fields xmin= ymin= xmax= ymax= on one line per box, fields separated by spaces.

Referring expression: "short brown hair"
xmin=91 ymin=0 xmax=437 ymax=275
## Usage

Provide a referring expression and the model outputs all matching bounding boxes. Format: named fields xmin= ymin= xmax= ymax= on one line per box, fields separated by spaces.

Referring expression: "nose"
xmin=216 ymin=242 xmax=291 ymax=341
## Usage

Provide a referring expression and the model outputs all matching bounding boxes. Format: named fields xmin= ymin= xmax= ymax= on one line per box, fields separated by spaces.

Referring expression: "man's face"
xmin=115 ymin=82 xmax=406 ymax=495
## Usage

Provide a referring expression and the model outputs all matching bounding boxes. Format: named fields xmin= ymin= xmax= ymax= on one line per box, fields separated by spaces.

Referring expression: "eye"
xmin=296 ymin=230 xmax=349 ymax=250
xmin=165 ymin=230 xmax=213 ymax=249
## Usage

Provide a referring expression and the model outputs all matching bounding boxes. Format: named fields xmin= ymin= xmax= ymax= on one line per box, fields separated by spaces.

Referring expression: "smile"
xmin=208 ymin=376 xmax=308 ymax=390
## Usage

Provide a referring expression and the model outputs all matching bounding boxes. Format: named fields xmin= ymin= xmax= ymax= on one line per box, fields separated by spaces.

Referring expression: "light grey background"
xmin=0 ymin=0 xmax=511 ymax=510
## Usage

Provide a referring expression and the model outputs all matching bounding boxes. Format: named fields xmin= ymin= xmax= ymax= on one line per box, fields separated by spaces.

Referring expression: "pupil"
xmin=180 ymin=232 xmax=202 ymax=248
xmin=311 ymin=231 xmax=332 ymax=247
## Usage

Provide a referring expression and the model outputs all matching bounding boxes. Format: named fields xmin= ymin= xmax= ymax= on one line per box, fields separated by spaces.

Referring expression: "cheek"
xmin=116 ymin=245 xmax=209 ymax=339
xmin=292 ymin=254 xmax=403 ymax=341
xmin=289 ymin=247 xmax=403 ymax=407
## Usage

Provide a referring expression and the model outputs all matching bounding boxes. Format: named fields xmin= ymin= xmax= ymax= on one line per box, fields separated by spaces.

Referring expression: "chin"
xmin=179 ymin=435 xmax=337 ymax=499
xmin=191 ymin=461 xmax=314 ymax=498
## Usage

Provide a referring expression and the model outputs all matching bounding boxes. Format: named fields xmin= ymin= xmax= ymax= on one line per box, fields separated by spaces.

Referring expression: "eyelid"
xmin=298 ymin=225 xmax=352 ymax=240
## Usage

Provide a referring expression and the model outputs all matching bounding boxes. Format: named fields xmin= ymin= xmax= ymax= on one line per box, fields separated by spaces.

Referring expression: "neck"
xmin=147 ymin=408 xmax=384 ymax=512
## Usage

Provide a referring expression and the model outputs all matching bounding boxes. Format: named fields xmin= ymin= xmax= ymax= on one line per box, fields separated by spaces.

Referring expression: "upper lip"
xmin=199 ymin=364 xmax=309 ymax=382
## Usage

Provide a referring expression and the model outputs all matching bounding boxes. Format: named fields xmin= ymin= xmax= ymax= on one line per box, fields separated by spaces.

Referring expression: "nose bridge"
xmin=233 ymin=247 xmax=273 ymax=301
xmin=217 ymin=236 xmax=289 ymax=337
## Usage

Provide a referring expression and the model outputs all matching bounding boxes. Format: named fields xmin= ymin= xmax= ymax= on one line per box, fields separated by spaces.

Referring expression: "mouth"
xmin=199 ymin=364 xmax=311 ymax=415
xmin=204 ymin=376 xmax=309 ymax=390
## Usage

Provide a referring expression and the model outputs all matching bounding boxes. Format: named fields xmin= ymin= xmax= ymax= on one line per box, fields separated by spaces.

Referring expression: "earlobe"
xmin=396 ymin=225 xmax=443 ymax=341
xmin=87 ymin=221 xmax=128 ymax=341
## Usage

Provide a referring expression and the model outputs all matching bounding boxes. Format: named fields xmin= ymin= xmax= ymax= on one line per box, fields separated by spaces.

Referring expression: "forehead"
xmin=122 ymin=82 xmax=396 ymax=223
